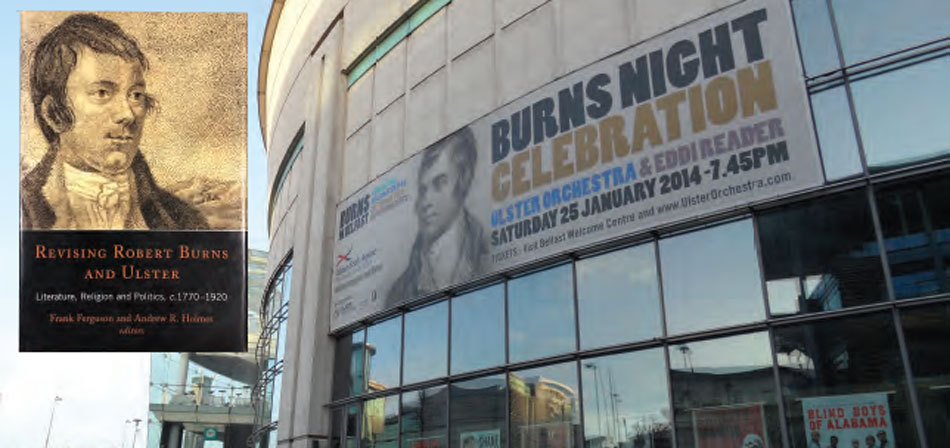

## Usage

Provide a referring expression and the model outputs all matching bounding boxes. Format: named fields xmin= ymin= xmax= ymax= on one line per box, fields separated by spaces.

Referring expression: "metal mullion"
xmin=446 ymin=295 xmax=453 ymax=380
xmin=867 ymin=185 xmax=898 ymax=302
xmin=785 ymin=0 xmax=833 ymax=184
xmin=895 ymin=293 xmax=950 ymax=310
xmin=823 ymin=0 xmax=870 ymax=177
xmin=571 ymin=259 xmax=585 ymax=448
xmin=752 ymin=212 xmax=773 ymax=319
xmin=575 ymin=358 xmax=586 ymax=448
xmin=663 ymin=342 xmax=677 ymax=448
xmin=767 ymin=325 xmax=792 ymax=448
xmin=571 ymin=258 xmax=581 ymax=354
xmin=505 ymin=364 xmax=511 ymax=448
xmin=399 ymin=315 xmax=406 ymax=389
xmin=891 ymin=308 xmax=929 ymax=448
xmin=754 ymin=208 xmax=792 ymax=447
xmin=767 ymin=300 xmax=892 ymax=327
xmin=654 ymin=237 xmax=668 ymax=339
xmin=397 ymin=391 xmax=403 ymax=448
xmin=504 ymin=280 xmax=510 ymax=365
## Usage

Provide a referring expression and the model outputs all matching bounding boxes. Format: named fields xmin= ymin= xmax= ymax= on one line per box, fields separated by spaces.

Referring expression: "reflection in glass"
xmin=367 ymin=317 xmax=402 ymax=390
xmin=451 ymin=285 xmax=505 ymax=374
xmin=668 ymin=332 xmax=781 ymax=448
xmin=876 ymin=175 xmax=950 ymax=299
xmin=901 ymin=304 xmax=950 ymax=446
xmin=852 ymin=56 xmax=950 ymax=170
xmin=759 ymin=189 xmax=886 ymax=316
xmin=582 ymin=349 xmax=671 ymax=448
xmin=832 ymin=0 xmax=950 ymax=65
xmin=346 ymin=404 xmax=360 ymax=448
xmin=331 ymin=408 xmax=343 ymax=448
xmin=510 ymin=361 xmax=582 ymax=448
xmin=660 ymin=220 xmax=765 ymax=334
xmin=791 ymin=0 xmax=840 ymax=75
xmin=404 ymin=302 xmax=448 ymax=384
xmin=774 ymin=312 xmax=919 ymax=447
xmin=450 ymin=375 xmax=507 ymax=448
xmin=271 ymin=371 xmax=283 ymax=423
xmin=333 ymin=330 xmax=366 ymax=399
xmin=275 ymin=313 xmax=289 ymax=366
xmin=363 ymin=395 xmax=399 ymax=448
xmin=577 ymin=244 xmax=662 ymax=349
xmin=508 ymin=264 xmax=577 ymax=362
xmin=402 ymin=386 xmax=448 ymax=448
xmin=810 ymin=87 xmax=863 ymax=181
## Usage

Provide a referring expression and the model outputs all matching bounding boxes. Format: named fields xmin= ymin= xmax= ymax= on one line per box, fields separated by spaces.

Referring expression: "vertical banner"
xmin=331 ymin=0 xmax=822 ymax=330
xmin=801 ymin=393 xmax=895 ymax=448
xmin=692 ymin=404 xmax=768 ymax=448
xmin=19 ymin=12 xmax=247 ymax=351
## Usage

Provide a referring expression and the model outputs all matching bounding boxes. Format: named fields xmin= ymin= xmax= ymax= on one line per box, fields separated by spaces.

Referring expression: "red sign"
xmin=692 ymin=404 xmax=767 ymax=448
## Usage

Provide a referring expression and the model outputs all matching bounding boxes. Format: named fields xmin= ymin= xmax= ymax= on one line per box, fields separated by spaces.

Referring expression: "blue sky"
xmin=0 ymin=1 xmax=271 ymax=446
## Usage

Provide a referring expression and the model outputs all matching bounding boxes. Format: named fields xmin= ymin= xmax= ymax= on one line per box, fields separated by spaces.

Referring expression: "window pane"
xmin=774 ymin=312 xmax=919 ymax=447
xmin=792 ymin=0 xmax=840 ymax=75
xmin=334 ymin=330 xmax=366 ymax=399
xmin=275 ymin=313 xmax=288 ymax=362
xmin=901 ymin=303 xmax=950 ymax=446
xmin=508 ymin=264 xmax=577 ymax=362
xmin=582 ymin=349 xmax=671 ymax=448
xmin=577 ymin=243 xmax=662 ymax=349
xmin=810 ymin=87 xmax=863 ymax=180
xmin=404 ymin=302 xmax=448 ymax=384
xmin=402 ymin=386 xmax=448 ymax=448
xmin=450 ymin=375 xmax=507 ymax=448
xmin=363 ymin=395 xmax=399 ymax=448
xmin=367 ymin=317 xmax=402 ymax=391
xmin=331 ymin=408 xmax=343 ymax=448
xmin=281 ymin=265 xmax=293 ymax=305
xmin=833 ymin=0 xmax=950 ymax=65
xmin=875 ymin=175 xmax=950 ymax=299
xmin=759 ymin=189 xmax=887 ymax=316
xmin=660 ymin=220 xmax=765 ymax=335
xmin=510 ymin=361 xmax=581 ymax=448
xmin=852 ymin=56 xmax=950 ymax=170
xmin=346 ymin=404 xmax=360 ymax=448
xmin=669 ymin=332 xmax=781 ymax=448
xmin=271 ymin=372 xmax=283 ymax=424
xmin=451 ymin=284 xmax=505 ymax=374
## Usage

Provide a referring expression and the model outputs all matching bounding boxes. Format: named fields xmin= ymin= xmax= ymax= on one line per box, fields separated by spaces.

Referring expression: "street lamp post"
xmin=44 ymin=395 xmax=63 ymax=448
xmin=126 ymin=418 xmax=143 ymax=448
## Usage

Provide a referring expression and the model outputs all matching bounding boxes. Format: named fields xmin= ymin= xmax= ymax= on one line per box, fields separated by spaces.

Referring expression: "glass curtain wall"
xmin=251 ymin=258 xmax=293 ymax=448
xmin=326 ymin=1 xmax=949 ymax=447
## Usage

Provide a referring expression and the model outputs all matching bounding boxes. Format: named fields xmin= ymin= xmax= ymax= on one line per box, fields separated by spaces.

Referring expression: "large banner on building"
xmin=692 ymin=404 xmax=768 ymax=448
xmin=331 ymin=0 xmax=822 ymax=330
xmin=801 ymin=393 xmax=895 ymax=448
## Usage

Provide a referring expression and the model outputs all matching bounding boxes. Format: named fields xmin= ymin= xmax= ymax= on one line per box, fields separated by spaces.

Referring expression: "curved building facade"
xmin=257 ymin=1 xmax=950 ymax=448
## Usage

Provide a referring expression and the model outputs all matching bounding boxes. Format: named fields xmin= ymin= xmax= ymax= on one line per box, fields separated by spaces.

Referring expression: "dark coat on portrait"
xmin=21 ymin=147 xmax=208 ymax=230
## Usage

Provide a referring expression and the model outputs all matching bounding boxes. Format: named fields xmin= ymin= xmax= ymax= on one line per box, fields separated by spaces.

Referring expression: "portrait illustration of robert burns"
xmin=386 ymin=126 xmax=490 ymax=308
xmin=22 ymin=13 xmax=219 ymax=230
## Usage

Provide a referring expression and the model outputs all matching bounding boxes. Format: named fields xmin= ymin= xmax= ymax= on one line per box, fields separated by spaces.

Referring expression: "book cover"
xmin=19 ymin=11 xmax=247 ymax=351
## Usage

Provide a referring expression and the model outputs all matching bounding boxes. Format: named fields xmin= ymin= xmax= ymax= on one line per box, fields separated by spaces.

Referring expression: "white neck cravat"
xmin=62 ymin=163 xmax=133 ymax=229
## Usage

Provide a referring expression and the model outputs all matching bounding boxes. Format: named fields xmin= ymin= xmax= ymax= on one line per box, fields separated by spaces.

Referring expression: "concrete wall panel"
xmin=448 ymin=0 xmax=494 ymax=58
xmin=406 ymin=68 xmax=446 ymax=154
xmin=371 ymin=97 xmax=406 ymax=177
xmin=407 ymin=9 xmax=447 ymax=88
xmin=448 ymin=38 xmax=495 ymax=131
xmin=496 ymin=2 xmax=556 ymax=105
xmin=373 ymin=41 xmax=407 ymax=113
